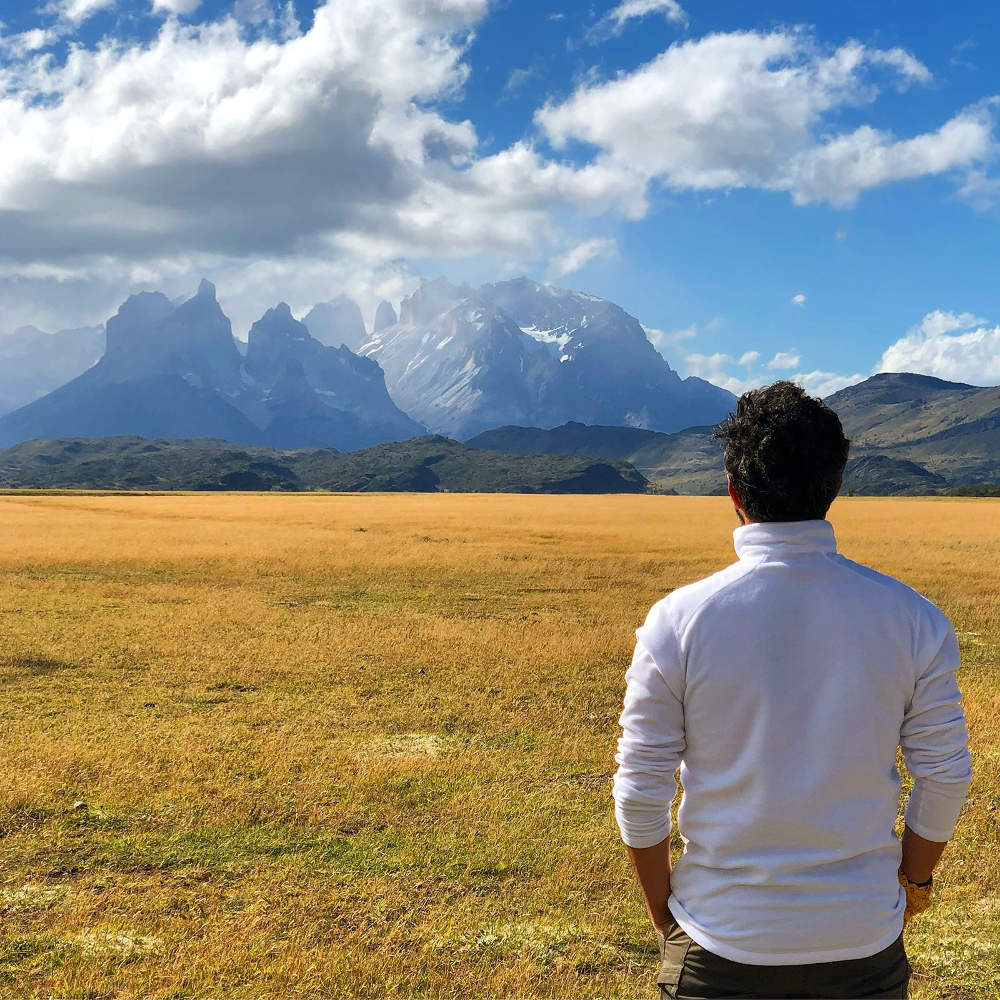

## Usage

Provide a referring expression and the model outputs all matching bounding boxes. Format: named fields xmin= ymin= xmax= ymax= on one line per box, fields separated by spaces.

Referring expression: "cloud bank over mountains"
xmin=649 ymin=307 xmax=1000 ymax=397
xmin=877 ymin=311 xmax=1000 ymax=386
xmin=0 ymin=0 xmax=997 ymax=384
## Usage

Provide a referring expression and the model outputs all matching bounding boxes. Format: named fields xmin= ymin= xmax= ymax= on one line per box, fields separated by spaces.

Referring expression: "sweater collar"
xmin=733 ymin=519 xmax=837 ymax=560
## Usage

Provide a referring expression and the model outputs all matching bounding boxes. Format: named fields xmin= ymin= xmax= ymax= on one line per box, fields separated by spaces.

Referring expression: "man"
xmin=613 ymin=381 xmax=972 ymax=1000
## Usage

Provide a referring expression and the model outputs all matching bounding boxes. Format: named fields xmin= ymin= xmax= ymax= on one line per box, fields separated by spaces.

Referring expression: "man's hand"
xmin=653 ymin=911 xmax=677 ymax=940
xmin=899 ymin=824 xmax=945 ymax=926
xmin=898 ymin=869 xmax=933 ymax=925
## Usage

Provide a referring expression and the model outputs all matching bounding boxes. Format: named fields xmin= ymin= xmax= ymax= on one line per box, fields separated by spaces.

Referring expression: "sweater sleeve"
xmin=900 ymin=612 xmax=972 ymax=842
xmin=612 ymin=606 xmax=686 ymax=849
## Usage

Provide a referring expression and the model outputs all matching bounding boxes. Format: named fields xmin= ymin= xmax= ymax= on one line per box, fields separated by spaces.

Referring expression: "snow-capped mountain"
xmin=0 ymin=282 xmax=421 ymax=450
xmin=360 ymin=277 xmax=736 ymax=439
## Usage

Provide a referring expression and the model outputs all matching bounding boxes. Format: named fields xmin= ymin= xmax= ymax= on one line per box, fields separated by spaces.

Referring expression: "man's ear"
xmin=727 ymin=478 xmax=742 ymax=510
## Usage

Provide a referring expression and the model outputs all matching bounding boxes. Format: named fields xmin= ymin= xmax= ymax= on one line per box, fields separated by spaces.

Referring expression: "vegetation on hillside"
xmin=0 ymin=435 xmax=648 ymax=494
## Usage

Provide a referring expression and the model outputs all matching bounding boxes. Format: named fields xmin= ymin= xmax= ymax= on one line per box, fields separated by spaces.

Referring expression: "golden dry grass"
xmin=0 ymin=493 xmax=996 ymax=999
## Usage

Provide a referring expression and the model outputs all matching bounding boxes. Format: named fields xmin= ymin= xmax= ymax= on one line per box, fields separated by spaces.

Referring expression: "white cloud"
xmin=791 ymin=292 xmax=806 ymax=306
xmin=644 ymin=323 xmax=696 ymax=353
xmin=876 ymin=310 xmax=1000 ymax=385
xmin=0 ymin=2 xmax=508 ymax=267
xmin=2 ymin=0 xmax=588 ymax=329
xmin=548 ymin=237 xmax=617 ymax=278
xmin=229 ymin=1 xmax=299 ymax=38
xmin=0 ymin=0 xmax=653 ymax=322
xmin=957 ymin=168 xmax=1000 ymax=212
xmin=0 ymin=11 xmax=994 ymax=339
xmin=537 ymin=31 xmax=994 ymax=207
xmin=693 ymin=307 xmax=1000 ymax=401
xmin=151 ymin=0 xmax=203 ymax=15
xmin=649 ymin=325 xmax=861 ymax=398
xmin=233 ymin=0 xmax=272 ymax=24
xmin=681 ymin=351 xmax=749 ymax=394
xmin=503 ymin=65 xmax=540 ymax=97
xmin=0 ymin=27 xmax=60 ymax=57
xmin=1 ymin=0 xmax=115 ymax=57
xmin=791 ymin=369 xmax=865 ymax=397
xmin=600 ymin=0 xmax=687 ymax=35
xmin=789 ymin=107 xmax=996 ymax=207
xmin=43 ymin=0 xmax=117 ymax=26
xmin=0 ymin=250 xmax=419 ymax=341
xmin=644 ymin=323 xmax=747 ymax=390
xmin=680 ymin=354 xmax=865 ymax=398
xmin=867 ymin=47 xmax=933 ymax=86
xmin=951 ymin=38 xmax=977 ymax=71
xmin=916 ymin=310 xmax=984 ymax=337
xmin=767 ymin=350 xmax=801 ymax=370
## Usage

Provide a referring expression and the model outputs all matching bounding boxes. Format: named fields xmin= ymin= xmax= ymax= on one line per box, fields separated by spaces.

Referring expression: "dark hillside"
xmin=0 ymin=435 xmax=649 ymax=494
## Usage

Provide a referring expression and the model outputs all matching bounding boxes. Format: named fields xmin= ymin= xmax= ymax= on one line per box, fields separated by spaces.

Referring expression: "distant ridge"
xmin=469 ymin=421 xmax=725 ymax=493
xmin=467 ymin=421 xmax=667 ymax=459
xmin=466 ymin=372 xmax=1000 ymax=494
xmin=0 ymin=436 xmax=649 ymax=494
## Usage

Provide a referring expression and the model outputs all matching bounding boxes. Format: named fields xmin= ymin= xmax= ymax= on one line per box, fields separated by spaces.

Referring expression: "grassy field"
xmin=0 ymin=493 xmax=996 ymax=999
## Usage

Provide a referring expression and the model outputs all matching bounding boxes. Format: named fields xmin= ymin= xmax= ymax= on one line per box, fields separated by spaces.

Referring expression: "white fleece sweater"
xmin=613 ymin=519 xmax=972 ymax=965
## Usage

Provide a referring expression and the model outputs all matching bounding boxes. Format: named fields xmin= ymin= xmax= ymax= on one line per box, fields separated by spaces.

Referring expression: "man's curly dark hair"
xmin=714 ymin=381 xmax=850 ymax=522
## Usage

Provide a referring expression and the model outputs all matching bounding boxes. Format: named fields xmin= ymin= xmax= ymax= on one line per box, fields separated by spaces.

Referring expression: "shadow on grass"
xmin=0 ymin=654 xmax=78 ymax=685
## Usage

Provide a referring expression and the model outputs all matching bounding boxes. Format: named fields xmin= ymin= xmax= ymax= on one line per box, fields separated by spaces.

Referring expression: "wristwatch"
xmin=898 ymin=868 xmax=933 ymax=924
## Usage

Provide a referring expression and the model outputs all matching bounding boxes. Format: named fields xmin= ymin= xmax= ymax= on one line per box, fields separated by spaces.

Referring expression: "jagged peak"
xmin=173 ymin=280 xmax=225 ymax=317
xmin=302 ymin=296 xmax=367 ymax=350
xmin=374 ymin=299 xmax=398 ymax=332
xmin=249 ymin=303 xmax=311 ymax=343
xmin=113 ymin=290 xmax=173 ymax=323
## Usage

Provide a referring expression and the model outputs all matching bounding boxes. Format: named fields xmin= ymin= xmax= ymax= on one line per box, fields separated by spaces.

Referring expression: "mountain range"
xmin=0 ymin=281 xmax=420 ymax=451
xmin=0 ymin=277 xmax=737 ymax=451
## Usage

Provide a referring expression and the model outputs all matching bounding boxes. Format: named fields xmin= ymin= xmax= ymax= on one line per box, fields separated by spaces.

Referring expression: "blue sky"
xmin=1 ymin=0 xmax=999 ymax=394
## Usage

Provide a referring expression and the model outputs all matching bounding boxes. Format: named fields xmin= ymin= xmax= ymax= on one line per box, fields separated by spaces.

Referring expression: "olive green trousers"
xmin=655 ymin=919 xmax=910 ymax=999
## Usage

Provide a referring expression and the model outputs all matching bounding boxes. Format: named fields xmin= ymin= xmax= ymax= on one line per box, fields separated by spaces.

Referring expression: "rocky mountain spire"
xmin=374 ymin=300 xmax=398 ymax=333
xmin=302 ymin=295 xmax=367 ymax=351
